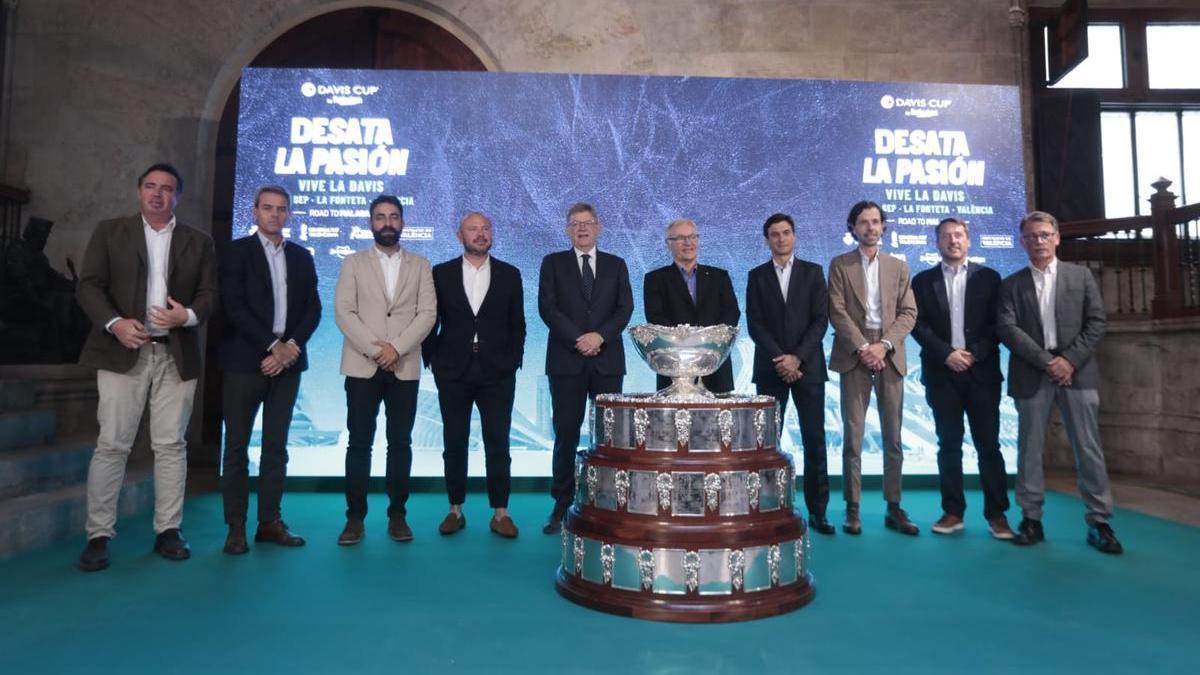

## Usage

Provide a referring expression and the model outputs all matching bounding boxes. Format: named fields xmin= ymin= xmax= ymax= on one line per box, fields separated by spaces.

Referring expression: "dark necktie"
xmin=581 ymin=253 xmax=594 ymax=301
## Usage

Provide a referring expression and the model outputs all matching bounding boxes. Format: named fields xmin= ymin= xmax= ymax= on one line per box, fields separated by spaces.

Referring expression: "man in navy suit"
xmin=423 ymin=212 xmax=526 ymax=539
xmin=217 ymin=185 xmax=321 ymax=554
xmin=745 ymin=213 xmax=833 ymax=534
xmin=643 ymin=218 xmax=739 ymax=393
xmin=538 ymin=203 xmax=633 ymax=534
xmin=911 ymin=217 xmax=1013 ymax=540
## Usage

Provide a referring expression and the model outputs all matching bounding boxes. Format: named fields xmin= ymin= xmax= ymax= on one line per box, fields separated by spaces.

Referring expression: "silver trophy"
xmin=628 ymin=324 xmax=739 ymax=400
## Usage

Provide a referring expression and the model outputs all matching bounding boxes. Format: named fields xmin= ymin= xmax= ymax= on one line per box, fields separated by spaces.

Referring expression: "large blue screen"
xmin=233 ymin=68 xmax=1027 ymax=477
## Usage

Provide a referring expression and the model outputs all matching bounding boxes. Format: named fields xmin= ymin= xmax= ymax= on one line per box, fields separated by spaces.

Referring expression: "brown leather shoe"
xmin=542 ymin=503 xmax=568 ymax=535
xmin=987 ymin=516 xmax=1015 ymax=540
xmin=337 ymin=519 xmax=364 ymax=546
xmin=254 ymin=520 xmax=306 ymax=547
xmin=842 ymin=502 xmax=862 ymax=535
xmin=931 ymin=513 xmax=965 ymax=535
xmin=884 ymin=504 xmax=920 ymax=536
xmin=490 ymin=515 xmax=519 ymax=539
xmin=438 ymin=512 xmax=466 ymax=535
xmin=223 ymin=523 xmax=249 ymax=554
xmin=388 ymin=515 xmax=414 ymax=542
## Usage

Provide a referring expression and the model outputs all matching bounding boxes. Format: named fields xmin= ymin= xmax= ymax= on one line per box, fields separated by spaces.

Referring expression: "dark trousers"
xmin=436 ymin=358 xmax=516 ymax=508
xmin=924 ymin=371 xmax=1009 ymax=519
xmin=221 ymin=369 xmax=300 ymax=525
xmin=548 ymin=368 xmax=623 ymax=505
xmin=344 ymin=370 xmax=418 ymax=520
xmin=757 ymin=378 xmax=830 ymax=518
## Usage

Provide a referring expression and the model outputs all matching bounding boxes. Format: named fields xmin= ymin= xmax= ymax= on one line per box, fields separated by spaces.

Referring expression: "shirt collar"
xmin=941 ymin=259 xmax=968 ymax=275
xmin=372 ymin=244 xmax=403 ymax=260
xmin=859 ymin=247 xmax=880 ymax=266
xmin=773 ymin=257 xmax=793 ymax=272
xmin=256 ymin=230 xmax=284 ymax=251
xmin=462 ymin=255 xmax=490 ymax=271
xmin=574 ymin=246 xmax=597 ymax=258
xmin=1030 ymin=257 xmax=1058 ymax=277
xmin=142 ymin=215 xmax=176 ymax=234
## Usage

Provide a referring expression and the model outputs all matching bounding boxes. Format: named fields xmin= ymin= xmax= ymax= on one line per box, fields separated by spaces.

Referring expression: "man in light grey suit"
xmin=997 ymin=210 xmax=1122 ymax=554
xmin=333 ymin=195 xmax=436 ymax=546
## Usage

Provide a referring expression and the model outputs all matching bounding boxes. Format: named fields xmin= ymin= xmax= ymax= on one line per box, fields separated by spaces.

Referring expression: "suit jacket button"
xmin=387 ymin=312 xmax=392 ymax=317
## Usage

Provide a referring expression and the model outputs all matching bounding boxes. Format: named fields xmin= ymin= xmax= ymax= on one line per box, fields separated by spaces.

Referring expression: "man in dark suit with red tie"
xmin=423 ymin=212 xmax=525 ymax=539
xmin=537 ymin=203 xmax=633 ymax=534
xmin=217 ymin=185 xmax=322 ymax=554
xmin=643 ymin=218 xmax=740 ymax=394
xmin=745 ymin=213 xmax=833 ymax=534
xmin=911 ymin=217 xmax=1013 ymax=540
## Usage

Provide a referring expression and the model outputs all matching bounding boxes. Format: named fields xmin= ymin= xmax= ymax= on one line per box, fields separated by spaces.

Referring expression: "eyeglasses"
xmin=667 ymin=234 xmax=700 ymax=243
xmin=569 ymin=219 xmax=598 ymax=228
xmin=1021 ymin=232 xmax=1056 ymax=242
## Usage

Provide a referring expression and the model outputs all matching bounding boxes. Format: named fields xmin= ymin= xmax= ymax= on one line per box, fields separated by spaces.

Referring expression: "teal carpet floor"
xmin=2 ymin=490 xmax=1197 ymax=674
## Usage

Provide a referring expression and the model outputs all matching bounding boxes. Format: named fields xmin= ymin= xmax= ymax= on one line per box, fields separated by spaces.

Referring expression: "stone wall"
xmin=1045 ymin=317 xmax=1200 ymax=484
xmin=4 ymin=0 xmax=1026 ymax=272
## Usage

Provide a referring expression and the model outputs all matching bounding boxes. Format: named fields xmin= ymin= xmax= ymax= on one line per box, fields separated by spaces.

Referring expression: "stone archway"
xmin=198 ymin=5 xmax=491 ymax=457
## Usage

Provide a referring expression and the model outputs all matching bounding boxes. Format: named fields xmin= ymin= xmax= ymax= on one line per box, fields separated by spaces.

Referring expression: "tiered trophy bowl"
xmin=554 ymin=324 xmax=815 ymax=622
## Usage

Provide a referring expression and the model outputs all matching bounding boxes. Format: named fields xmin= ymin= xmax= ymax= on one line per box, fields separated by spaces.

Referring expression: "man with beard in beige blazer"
xmin=333 ymin=195 xmax=435 ymax=546
xmin=828 ymin=200 xmax=919 ymax=537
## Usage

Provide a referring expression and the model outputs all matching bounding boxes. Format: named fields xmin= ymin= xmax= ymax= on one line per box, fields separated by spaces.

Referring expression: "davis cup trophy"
xmin=555 ymin=324 xmax=815 ymax=622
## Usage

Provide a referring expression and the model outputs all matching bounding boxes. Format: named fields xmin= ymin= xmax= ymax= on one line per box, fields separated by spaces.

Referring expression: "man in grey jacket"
xmin=996 ymin=210 xmax=1122 ymax=554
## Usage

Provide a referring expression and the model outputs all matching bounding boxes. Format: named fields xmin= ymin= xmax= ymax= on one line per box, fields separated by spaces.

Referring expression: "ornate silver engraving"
xmin=601 ymin=543 xmax=615 ymax=584
xmin=777 ymin=465 xmax=790 ymax=508
xmin=615 ymin=469 xmax=629 ymax=508
xmin=729 ymin=549 xmax=745 ymax=591
xmin=634 ymin=409 xmax=649 ymax=447
xmin=674 ymin=408 xmax=691 ymax=448
xmin=586 ymin=465 xmax=598 ymax=505
xmin=573 ymin=535 xmax=584 ymax=575
xmin=595 ymin=393 xmax=777 ymax=406
xmin=588 ymin=400 xmax=595 ymax=447
xmin=775 ymin=404 xmax=782 ymax=442
xmin=656 ymin=472 xmax=673 ymax=511
xmin=603 ymin=406 xmax=614 ymax=446
xmin=754 ymin=408 xmax=766 ymax=447
xmin=703 ymin=473 xmax=721 ymax=512
xmin=683 ymin=551 xmax=701 ymax=592
xmin=748 ymin=471 xmax=762 ymax=510
xmin=560 ymin=528 xmax=570 ymax=569
xmin=574 ymin=456 xmax=586 ymax=502
xmin=769 ymin=544 xmax=781 ymax=586
xmin=718 ymin=409 xmax=733 ymax=446
xmin=638 ymin=549 xmax=655 ymax=590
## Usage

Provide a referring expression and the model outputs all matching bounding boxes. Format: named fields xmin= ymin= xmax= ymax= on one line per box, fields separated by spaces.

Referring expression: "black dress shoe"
xmin=808 ymin=514 xmax=836 ymax=535
xmin=223 ymin=524 xmax=249 ymax=555
xmin=153 ymin=529 xmax=191 ymax=561
xmin=542 ymin=503 xmax=568 ymax=535
xmin=1012 ymin=518 xmax=1045 ymax=546
xmin=1087 ymin=523 xmax=1123 ymax=555
xmin=78 ymin=536 xmax=111 ymax=572
xmin=255 ymin=520 xmax=306 ymax=547
xmin=884 ymin=505 xmax=920 ymax=536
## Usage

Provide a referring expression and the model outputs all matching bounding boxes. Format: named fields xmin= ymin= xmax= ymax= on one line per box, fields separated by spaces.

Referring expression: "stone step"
xmin=0 ymin=465 xmax=155 ymax=560
xmin=0 ymin=439 xmax=96 ymax=501
xmin=0 ymin=380 xmax=36 ymax=413
xmin=0 ymin=410 xmax=57 ymax=452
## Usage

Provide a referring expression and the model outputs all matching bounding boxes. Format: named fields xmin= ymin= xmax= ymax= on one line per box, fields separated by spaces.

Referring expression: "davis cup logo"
xmin=880 ymin=95 xmax=895 ymax=109
xmin=301 ymin=82 xmax=317 ymax=97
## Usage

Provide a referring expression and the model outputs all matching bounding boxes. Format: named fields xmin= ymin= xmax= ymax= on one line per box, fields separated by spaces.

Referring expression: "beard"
xmin=373 ymin=227 xmax=399 ymax=247
xmin=464 ymin=239 xmax=492 ymax=257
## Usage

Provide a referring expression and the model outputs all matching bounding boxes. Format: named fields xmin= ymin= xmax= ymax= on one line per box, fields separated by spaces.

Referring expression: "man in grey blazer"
xmin=997 ymin=210 xmax=1122 ymax=554
xmin=333 ymin=195 xmax=436 ymax=546
xmin=75 ymin=163 xmax=218 ymax=571
xmin=828 ymin=201 xmax=919 ymax=536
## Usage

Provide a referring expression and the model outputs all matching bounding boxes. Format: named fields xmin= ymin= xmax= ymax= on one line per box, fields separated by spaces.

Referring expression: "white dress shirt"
xmin=108 ymin=216 xmax=197 ymax=336
xmin=372 ymin=245 xmax=404 ymax=304
xmin=462 ymin=255 xmax=491 ymax=342
xmin=941 ymin=259 xmax=968 ymax=350
xmin=1030 ymin=257 xmax=1058 ymax=350
xmin=258 ymin=232 xmax=288 ymax=337
xmin=861 ymin=249 xmax=882 ymax=330
xmin=774 ymin=257 xmax=793 ymax=302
